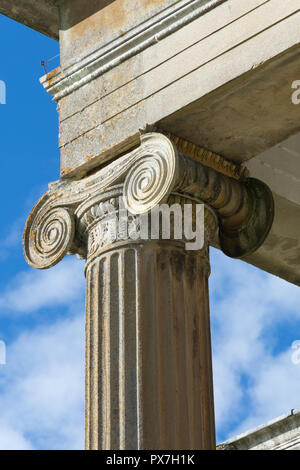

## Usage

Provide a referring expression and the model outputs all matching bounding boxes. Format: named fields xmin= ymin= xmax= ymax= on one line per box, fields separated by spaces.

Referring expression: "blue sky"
xmin=0 ymin=14 xmax=300 ymax=450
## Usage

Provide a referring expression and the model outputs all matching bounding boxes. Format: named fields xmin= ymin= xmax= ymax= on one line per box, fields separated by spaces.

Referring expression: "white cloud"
xmin=0 ymin=313 xmax=85 ymax=450
xmin=0 ymin=424 xmax=33 ymax=451
xmin=235 ymin=349 xmax=300 ymax=435
xmin=0 ymin=256 xmax=85 ymax=314
xmin=0 ymin=254 xmax=85 ymax=449
xmin=210 ymin=248 xmax=300 ymax=442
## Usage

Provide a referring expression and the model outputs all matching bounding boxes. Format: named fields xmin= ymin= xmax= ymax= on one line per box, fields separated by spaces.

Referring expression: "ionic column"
xmin=75 ymin=187 xmax=218 ymax=450
xmin=23 ymin=133 xmax=274 ymax=450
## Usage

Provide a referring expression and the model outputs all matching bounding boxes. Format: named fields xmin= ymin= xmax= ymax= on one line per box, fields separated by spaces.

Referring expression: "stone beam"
xmin=23 ymin=133 xmax=274 ymax=449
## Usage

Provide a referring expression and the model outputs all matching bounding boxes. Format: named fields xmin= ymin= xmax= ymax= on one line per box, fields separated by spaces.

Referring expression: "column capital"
xmin=23 ymin=133 xmax=274 ymax=269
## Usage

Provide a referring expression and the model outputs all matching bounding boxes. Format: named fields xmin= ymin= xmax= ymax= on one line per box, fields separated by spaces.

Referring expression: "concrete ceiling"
xmin=160 ymin=44 xmax=300 ymax=164
xmin=243 ymin=133 xmax=300 ymax=286
xmin=0 ymin=0 xmax=59 ymax=39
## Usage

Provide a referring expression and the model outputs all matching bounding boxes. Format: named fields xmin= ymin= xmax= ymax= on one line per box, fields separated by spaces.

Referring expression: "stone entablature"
xmin=39 ymin=0 xmax=300 ymax=178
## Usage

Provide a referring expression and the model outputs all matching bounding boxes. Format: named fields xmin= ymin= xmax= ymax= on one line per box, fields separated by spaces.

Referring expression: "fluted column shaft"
xmin=85 ymin=239 xmax=215 ymax=450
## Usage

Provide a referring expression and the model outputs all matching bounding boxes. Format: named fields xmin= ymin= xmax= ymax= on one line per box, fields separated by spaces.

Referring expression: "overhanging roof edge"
xmin=0 ymin=0 xmax=59 ymax=40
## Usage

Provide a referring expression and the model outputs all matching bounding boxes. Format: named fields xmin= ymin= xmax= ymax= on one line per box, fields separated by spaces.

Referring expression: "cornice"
xmin=40 ymin=0 xmax=227 ymax=101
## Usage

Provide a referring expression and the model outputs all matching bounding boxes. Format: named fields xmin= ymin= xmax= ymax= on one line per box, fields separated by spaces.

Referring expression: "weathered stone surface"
xmin=59 ymin=0 xmax=185 ymax=68
xmin=85 ymin=239 xmax=216 ymax=450
xmin=82 ymin=184 xmax=217 ymax=449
